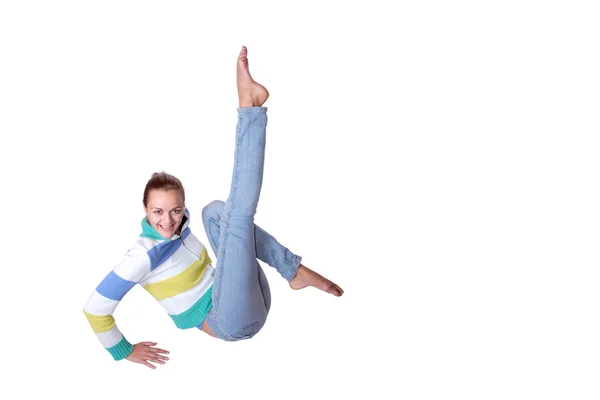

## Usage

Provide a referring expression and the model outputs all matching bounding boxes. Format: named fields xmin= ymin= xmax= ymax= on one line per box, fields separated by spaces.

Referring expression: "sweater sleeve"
xmin=83 ymin=245 xmax=150 ymax=361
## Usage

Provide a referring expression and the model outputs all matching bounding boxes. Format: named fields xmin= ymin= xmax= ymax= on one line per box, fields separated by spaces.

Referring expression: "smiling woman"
xmin=143 ymin=173 xmax=186 ymax=238
xmin=82 ymin=46 xmax=344 ymax=370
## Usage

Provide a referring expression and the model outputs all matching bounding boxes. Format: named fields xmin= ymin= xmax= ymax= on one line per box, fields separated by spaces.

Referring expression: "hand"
xmin=126 ymin=341 xmax=170 ymax=369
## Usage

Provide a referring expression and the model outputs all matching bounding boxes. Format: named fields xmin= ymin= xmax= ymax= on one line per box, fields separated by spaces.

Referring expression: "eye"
xmin=172 ymin=209 xmax=182 ymax=214
xmin=154 ymin=210 xmax=162 ymax=215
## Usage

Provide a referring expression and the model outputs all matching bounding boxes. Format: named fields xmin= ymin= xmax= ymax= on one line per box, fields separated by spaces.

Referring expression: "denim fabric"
xmin=201 ymin=200 xmax=302 ymax=282
xmin=204 ymin=107 xmax=300 ymax=341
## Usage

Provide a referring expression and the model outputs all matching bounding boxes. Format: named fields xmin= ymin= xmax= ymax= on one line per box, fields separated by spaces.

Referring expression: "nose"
xmin=161 ymin=213 xmax=174 ymax=224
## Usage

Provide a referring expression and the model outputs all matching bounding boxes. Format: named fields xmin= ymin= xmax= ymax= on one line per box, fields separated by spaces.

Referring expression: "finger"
xmin=147 ymin=352 xmax=169 ymax=360
xmin=150 ymin=347 xmax=170 ymax=354
xmin=144 ymin=350 xmax=169 ymax=361
xmin=143 ymin=351 xmax=168 ymax=360
xmin=140 ymin=341 xmax=157 ymax=346
xmin=143 ymin=361 xmax=157 ymax=369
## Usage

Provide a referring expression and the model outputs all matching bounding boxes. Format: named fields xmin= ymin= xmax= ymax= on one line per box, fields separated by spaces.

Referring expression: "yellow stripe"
xmin=143 ymin=247 xmax=211 ymax=300
xmin=83 ymin=310 xmax=115 ymax=333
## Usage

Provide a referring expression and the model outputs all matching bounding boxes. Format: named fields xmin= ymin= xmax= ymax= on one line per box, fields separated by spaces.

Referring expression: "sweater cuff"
xmin=107 ymin=337 xmax=134 ymax=361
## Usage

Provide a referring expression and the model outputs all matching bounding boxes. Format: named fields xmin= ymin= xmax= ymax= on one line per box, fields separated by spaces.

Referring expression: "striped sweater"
xmin=83 ymin=209 xmax=215 ymax=360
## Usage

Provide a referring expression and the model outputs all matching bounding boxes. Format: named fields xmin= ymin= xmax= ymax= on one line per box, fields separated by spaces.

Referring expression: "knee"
xmin=201 ymin=200 xmax=225 ymax=224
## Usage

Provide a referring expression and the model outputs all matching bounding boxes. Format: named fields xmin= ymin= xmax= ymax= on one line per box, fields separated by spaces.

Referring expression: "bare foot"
xmin=237 ymin=46 xmax=269 ymax=108
xmin=289 ymin=264 xmax=344 ymax=297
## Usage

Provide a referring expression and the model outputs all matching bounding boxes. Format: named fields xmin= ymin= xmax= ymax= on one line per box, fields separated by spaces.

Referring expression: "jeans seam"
xmin=256 ymin=241 xmax=295 ymax=267
xmin=205 ymin=109 xmax=269 ymax=342
xmin=208 ymin=218 xmax=220 ymax=252
xmin=212 ymin=115 xmax=242 ymax=314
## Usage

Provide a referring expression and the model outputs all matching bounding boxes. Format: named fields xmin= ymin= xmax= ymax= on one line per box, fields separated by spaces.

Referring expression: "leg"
xmin=235 ymin=47 xmax=343 ymax=297
xmin=202 ymin=200 xmax=273 ymax=315
xmin=206 ymin=46 xmax=271 ymax=341
xmin=203 ymin=200 xmax=344 ymax=297
xmin=202 ymin=200 xmax=301 ymax=281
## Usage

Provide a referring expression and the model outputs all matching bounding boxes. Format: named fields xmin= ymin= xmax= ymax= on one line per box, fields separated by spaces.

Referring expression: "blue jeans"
xmin=203 ymin=107 xmax=302 ymax=341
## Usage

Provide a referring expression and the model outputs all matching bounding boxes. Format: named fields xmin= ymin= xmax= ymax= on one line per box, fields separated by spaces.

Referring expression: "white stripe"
xmin=83 ymin=291 xmax=119 ymax=315
xmin=113 ymin=245 xmax=151 ymax=282
xmin=97 ymin=326 xmax=124 ymax=348
xmin=139 ymin=237 xmax=159 ymax=249
xmin=179 ymin=233 xmax=207 ymax=260
xmin=141 ymin=245 xmax=206 ymax=284
xmin=157 ymin=266 xmax=215 ymax=314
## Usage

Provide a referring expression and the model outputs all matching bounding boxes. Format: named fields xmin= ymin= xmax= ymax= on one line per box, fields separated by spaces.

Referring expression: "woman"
xmin=83 ymin=46 xmax=343 ymax=369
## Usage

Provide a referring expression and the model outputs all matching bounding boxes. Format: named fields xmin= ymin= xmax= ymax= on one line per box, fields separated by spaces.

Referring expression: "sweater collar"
xmin=141 ymin=208 xmax=191 ymax=241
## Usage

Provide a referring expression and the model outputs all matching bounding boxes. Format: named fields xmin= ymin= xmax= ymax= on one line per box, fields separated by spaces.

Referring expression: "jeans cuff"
xmin=237 ymin=107 xmax=268 ymax=113
xmin=285 ymin=255 xmax=302 ymax=281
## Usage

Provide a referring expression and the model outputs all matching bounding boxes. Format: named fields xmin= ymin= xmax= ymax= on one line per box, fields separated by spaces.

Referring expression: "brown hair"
xmin=143 ymin=172 xmax=185 ymax=207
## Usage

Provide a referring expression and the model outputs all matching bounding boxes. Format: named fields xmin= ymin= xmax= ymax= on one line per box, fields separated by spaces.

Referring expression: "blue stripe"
xmin=148 ymin=228 xmax=191 ymax=270
xmin=96 ymin=271 xmax=137 ymax=301
xmin=180 ymin=227 xmax=190 ymax=240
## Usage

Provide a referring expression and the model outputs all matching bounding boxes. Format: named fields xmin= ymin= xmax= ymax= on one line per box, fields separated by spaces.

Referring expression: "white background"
xmin=1 ymin=1 xmax=599 ymax=399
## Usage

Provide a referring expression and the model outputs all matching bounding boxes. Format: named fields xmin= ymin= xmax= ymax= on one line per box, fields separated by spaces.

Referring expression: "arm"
xmin=82 ymin=245 xmax=149 ymax=361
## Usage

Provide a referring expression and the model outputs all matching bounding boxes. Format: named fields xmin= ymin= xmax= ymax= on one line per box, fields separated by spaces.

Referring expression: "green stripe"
xmin=170 ymin=287 xmax=213 ymax=329
xmin=107 ymin=337 xmax=134 ymax=361
xmin=141 ymin=218 xmax=167 ymax=240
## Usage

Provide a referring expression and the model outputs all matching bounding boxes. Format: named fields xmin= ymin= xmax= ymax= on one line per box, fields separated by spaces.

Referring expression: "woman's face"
xmin=144 ymin=189 xmax=185 ymax=239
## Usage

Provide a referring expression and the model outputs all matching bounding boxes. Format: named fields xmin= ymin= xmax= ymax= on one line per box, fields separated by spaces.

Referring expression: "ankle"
xmin=238 ymin=93 xmax=255 ymax=108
